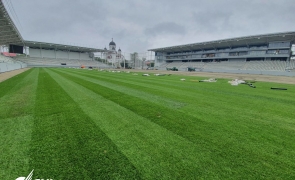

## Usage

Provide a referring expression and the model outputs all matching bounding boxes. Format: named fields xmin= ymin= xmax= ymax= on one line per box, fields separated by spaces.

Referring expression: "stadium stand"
xmin=0 ymin=54 xmax=27 ymax=72
xmin=179 ymin=61 xmax=205 ymax=69
xmin=15 ymin=56 xmax=110 ymax=68
xmin=159 ymin=62 xmax=169 ymax=68
xmin=150 ymin=32 xmax=295 ymax=76
xmin=166 ymin=61 xmax=184 ymax=68
xmin=0 ymin=53 xmax=14 ymax=63
xmin=0 ymin=1 xmax=27 ymax=73
xmin=203 ymin=61 xmax=246 ymax=70
xmin=289 ymin=59 xmax=295 ymax=69
xmin=242 ymin=61 xmax=286 ymax=71
xmin=0 ymin=1 xmax=109 ymax=71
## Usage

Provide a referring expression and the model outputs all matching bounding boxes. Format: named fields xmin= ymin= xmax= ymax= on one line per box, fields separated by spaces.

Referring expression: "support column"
xmin=24 ymin=46 xmax=28 ymax=57
xmin=124 ymin=52 xmax=125 ymax=69
xmin=40 ymin=44 xmax=42 ymax=58
xmin=55 ymin=46 xmax=57 ymax=59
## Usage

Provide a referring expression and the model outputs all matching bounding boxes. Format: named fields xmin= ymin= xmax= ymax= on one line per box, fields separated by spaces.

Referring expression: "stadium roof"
xmin=0 ymin=0 xmax=24 ymax=45
xmin=149 ymin=31 xmax=295 ymax=52
xmin=0 ymin=1 xmax=107 ymax=53
xmin=16 ymin=40 xmax=107 ymax=53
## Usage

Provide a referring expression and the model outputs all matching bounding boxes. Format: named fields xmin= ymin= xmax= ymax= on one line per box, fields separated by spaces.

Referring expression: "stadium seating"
xmin=79 ymin=60 xmax=106 ymax=67
xmin=0 ymin=54 xmax=15 ymax=63
xmin=166 ymin=61 xmax=184 ymax=68
xmin=159 ymin=60 xmax=289 ymax=72
xmin=15 ymin=56 xmax=110 ymax=68
xmin=0 ymin=54 xmax=27 ymax=73
xmin=242 ymin=60 xmax=286 ymax=71
xmin=179 ymin=62 xmax=204 ymax=69
xmin=159 ymin=62 xmax=169 ymax=67
xmin=203 ymin=61 xmax=246 ymax=70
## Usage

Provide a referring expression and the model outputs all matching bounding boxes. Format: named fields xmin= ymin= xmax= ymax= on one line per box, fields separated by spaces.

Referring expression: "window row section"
xmin=164 ymin=50 xmax=289 ymax=59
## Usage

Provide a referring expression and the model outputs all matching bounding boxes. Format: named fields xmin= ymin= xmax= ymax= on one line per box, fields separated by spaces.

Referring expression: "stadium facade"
xmin=149 ymin=32 xmax=295 ymax=76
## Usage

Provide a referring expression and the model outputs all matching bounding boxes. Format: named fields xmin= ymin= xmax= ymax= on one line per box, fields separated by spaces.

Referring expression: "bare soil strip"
xmin=0 ymin=68 xmax=31 ymax=83
xmin=124 ymin=69 xmax=295 ymax=84
xmin=1 ymin=67 xmax=293 ymax=85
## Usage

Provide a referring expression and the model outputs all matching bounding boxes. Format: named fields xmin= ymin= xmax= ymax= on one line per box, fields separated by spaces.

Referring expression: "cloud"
xmin=192 ymin=10 xmax=232 ymax=32
xmin=145 ymin=22 xmax=186 ymax=36
xmin=7 ymin=0 xmax=295 ymax=55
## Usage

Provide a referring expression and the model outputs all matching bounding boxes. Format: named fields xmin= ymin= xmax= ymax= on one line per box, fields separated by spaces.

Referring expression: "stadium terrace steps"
xmin=179 ymin=62 xmax=205 ymax=69
xmin=0 ymin=54 xmax=15 ymax=63
xmin=203 ymin=61 xmax=246 ymax=70
xmin=159 ymin=63 xmax=169 ymax=67
xmin=0 ymin=54 xmax=27 ymax=73
xmin=15 ymin=57 xmax=111 ymax=68
xmin=242 ymin=61 xmax=287 ymax=71
xmin=291 ymin=60 xmax=295 ymax=69
xmin=166 ymin=62 xmax=185 ymax=68
xmin=78 ymin=60 xmax=107 ymax=67
xmin=159 ymin=60 xmax=290 ymax=72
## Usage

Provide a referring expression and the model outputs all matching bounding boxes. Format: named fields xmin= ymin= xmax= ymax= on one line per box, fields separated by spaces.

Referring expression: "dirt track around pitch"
xmin=0 ymin=68 xmax=31 ymax=83
xmin=125 ymin=69 xmax=295 ymax=85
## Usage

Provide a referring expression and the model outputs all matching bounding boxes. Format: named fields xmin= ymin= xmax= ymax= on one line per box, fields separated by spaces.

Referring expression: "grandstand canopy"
xmin=0 ymin=1 xmax=24 ymax=45
xmin=149 ymin=31 xmax=295 ymax=53
xmin=0 ymin=1 xmax=107 ymax=53
xmin=16 ymin=40 xmax=108 ymax=53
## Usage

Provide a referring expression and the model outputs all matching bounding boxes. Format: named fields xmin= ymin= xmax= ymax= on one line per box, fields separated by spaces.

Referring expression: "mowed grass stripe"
xmin=46 ymin=68 xmax=219 ymax=179
xmin=81 ymin=69 xmax=295 ymax=127
xmin=88 ymin=70 xmax=295 ymax=107
xmin=0 ymin=68 xmax=38 ymax=179
xmin=56 ymin=69 xmax=295 ymax=127
xmin=58 ymin=69 xmax=295 ymax=146
xmin=53 ymin=68 xmax=295 ymax=178
xmin=54 ymin=69 xmax=295 ymax=144
xmin=60 ymin=69 xmax=295 ymax=118
xmin=0 ymin=68 xmax=38 ymax=119
xmin=53 ymin=69 xmax=186 ymax=109
xmin=30 ymin=68 xmax=141 ymax=179
xmin=0 ymin=68 xmax=34 ymax=99
xmin=0 ymin=116 xmax=34 ymax=180
xmin=63 ymin=68 xmax=295 ymax=104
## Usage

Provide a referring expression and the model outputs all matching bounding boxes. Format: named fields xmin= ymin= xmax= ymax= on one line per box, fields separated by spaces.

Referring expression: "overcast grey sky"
xmin=5 ymin=0 xmax=295 ymax=54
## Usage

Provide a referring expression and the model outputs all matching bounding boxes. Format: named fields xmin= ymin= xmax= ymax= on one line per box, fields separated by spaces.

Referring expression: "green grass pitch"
xmin=0 ymin=67 xmax=295 ymax=179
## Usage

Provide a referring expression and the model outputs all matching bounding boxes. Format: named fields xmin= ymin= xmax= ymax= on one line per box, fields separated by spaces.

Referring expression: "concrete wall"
xmin=42 ymin=49 xmax=56 ymax=58
xmin=0 ymin=62 xmax=27 ymax=73
xmin=80 ymin=52 xmax=92 ymax=60
xmin=56 ymin=50 xmax=68 ymax=59
xmin=30 ymin=49 xmax=41 ymax=58
xmin=69 ymin=52 xmax=80 ymax=60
